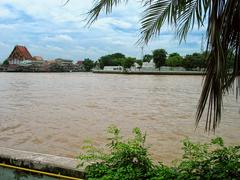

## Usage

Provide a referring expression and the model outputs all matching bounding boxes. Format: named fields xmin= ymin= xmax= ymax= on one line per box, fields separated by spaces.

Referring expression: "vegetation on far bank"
xmin=0 ymin=49 xmax=213 ymax=72
xmin=78 ymin=126 xmax=240 ymax=180
xmin=95 ymin=50 xmax=210 ymax=71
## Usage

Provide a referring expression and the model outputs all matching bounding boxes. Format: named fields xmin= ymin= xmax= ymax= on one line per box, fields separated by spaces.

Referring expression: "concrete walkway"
xmin=0 ymin=147 xmax=85 ymax=179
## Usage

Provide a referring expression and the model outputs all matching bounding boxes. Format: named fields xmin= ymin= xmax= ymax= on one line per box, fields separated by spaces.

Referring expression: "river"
xmin=0 ymin=72 xmax=239 ymax=164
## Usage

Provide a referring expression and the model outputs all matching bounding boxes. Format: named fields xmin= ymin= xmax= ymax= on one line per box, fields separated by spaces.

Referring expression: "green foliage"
xmin=97 ymin=53 xmax=139 ymax=70
xmin=78 ymin=126 xmax=154 ymax=180
xmin=98 ymin=53 xmax=126 ymax=69
xmin=226 ymin=50 xmax=235 ymax=70
xmin=2 ymin=59 xmax=9 ymax=66
xmin=152 ymin=49 xmax=167 ymax=70
xmin=183 ymin=52 xmax=207 ymax=70
xmin=165 ymin=53 xmax=183 ymax=67
xmin=143 ymin=54 xmax=152 ymax=62
xmin=176 ymin=137 xmax=240 ymax=179
xmin=98 ymin=55 xmax=111 ymax=69
xmin=136 ymin=60 xmax=143 ymax=67
xmin=111 ymin=53 xmax=126 ymax=59
xmin=78 ymin=127 xmax=240 ymax=180
xmin=83 ymin=58 xmax=95 ymax=71
xmin=121 ymin=57 xmax=135 ymax=70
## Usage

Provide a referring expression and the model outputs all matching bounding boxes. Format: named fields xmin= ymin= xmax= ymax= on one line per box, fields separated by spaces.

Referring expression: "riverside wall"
xmin=92 ymin=70 xmax=205 ymax=75
xmin=0 ymin=147 xmax=85 ymax=179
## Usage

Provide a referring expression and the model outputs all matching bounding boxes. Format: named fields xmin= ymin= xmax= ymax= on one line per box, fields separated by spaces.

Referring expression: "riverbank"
xmin=92 ymin=70 xmax=205 ymax=75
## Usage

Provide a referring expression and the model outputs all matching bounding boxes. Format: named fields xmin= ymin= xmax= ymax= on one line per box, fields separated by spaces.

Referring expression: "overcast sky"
xmin=0 ymin=0 xmax=206 ymax=61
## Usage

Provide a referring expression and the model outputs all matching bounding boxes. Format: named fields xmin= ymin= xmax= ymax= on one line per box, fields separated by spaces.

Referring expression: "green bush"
xmin=83 ymin=58 xmax=94 ymax=71
xmin=176 ymin=137 xmax=240 ymax=179
xmin=78 ymin=126 xmax=154 ymax=179
xmin=166 ymin=53 xmax=184 ymax=67
xmin=2 ymin=59 xmax=9 ymax=66
xmin=77 ymin=127 xmax=240 ymax=180
xmin=121 ymin=57 xmax=136 ymax=70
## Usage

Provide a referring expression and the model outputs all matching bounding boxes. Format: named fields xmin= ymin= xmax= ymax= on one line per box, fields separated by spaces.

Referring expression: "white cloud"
xmin=0 ymin=23 xmax=17 ymax=30
xmin=0 ymin=6 xmax=18 ymax=19
xmin=93 ymin=17 xmax=133 ymax=30
xmin=0 ymin=0 xmax=205 ymax=61
xmin=43 ymin=34 xmax=74 ymax=43
xmin=0 ymin=0 xmax=90 ymax=24
xmin=46 ymin=45 xmax=63 ymax=52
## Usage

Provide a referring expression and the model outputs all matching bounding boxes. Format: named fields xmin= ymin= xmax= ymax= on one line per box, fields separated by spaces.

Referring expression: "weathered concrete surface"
xmin=0 ymin=147 xmax=85 ymax=179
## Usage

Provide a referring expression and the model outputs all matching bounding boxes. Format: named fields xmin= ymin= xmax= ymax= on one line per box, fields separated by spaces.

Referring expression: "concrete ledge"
xmin=0 ymin=147 xmax=85 ymax=179
xmin=92 ymin=70 xmax=205 ymax=75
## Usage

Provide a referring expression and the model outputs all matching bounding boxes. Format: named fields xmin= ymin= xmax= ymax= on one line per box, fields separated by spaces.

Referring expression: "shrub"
xmin=77 ymin=127 xmax=240 ymax=180
xmin=165 ymin=53 xmax=184 ymax=67
xmin=78 ymin=126 xmax=154 ymax=179
xmin=83 ymin=58 xmax=94 ymax=71
xmin=2 ymin=59 xmax=9 ymax=66
xmin=176 ymin=137 xmax=240 ymax=179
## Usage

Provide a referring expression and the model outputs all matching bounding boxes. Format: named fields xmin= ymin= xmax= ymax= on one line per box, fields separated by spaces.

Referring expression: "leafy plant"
xmin=98 ymin=53 xmax=126 ymax=69
xmin=176 ymin=137 xmax=240 ymax=179
xmin=77 ymin=127 xmax=240 ymax=179
xmin=77 ymin=125 xmax=154 ymax=179
xmin=121 ymin=57 xmax=136 ymax=71
xmin=152 ymin=49 xmax=167 ymax=70
xmin=2 ymin=59 xmax=9 ymax=66
xmin=165 ymin=53 xmax=184 ymax=67
xmin=143 ymin=54 xmax=153 ymax=62
xmin=83 ymin=58 xmax=95 ymax=71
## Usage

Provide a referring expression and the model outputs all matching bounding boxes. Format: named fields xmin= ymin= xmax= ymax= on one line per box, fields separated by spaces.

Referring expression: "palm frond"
xmin=63 ymin=0 xmax=70 ymax=6
xmin=87 ymin=0 xmax=129 ymax=25
xmin=139 ymin=0 xmax=208 ymax=43
xmin=196 ymin=0 xmax=240 ymax=131
xmin=139 ymin=0 xmax=171 ymax=43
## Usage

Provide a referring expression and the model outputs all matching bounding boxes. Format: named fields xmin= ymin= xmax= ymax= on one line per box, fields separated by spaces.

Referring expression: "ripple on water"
xmin=0 ymin=124 xmax=22 ymax=132
xmin=0 ymin=73 xmax=239 ymax=165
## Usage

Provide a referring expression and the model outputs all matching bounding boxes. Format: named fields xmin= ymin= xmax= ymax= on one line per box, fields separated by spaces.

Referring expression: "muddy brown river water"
xmin=0 ymin=73 xmax=239 ymax=164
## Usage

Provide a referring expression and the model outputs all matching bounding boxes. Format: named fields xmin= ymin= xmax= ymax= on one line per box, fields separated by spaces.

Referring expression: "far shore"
xmin=0 ymin=69 xmax=206 ymax=75
xmin=92 ymin=70 xmax=206 ymax=75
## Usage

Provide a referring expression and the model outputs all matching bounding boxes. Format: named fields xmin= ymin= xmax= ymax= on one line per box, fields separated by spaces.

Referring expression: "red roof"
xmin=8 ymin=45 xmax=32 ymax=60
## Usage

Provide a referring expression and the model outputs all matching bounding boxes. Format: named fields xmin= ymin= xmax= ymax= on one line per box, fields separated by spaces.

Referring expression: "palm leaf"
xmin=86 ymin=0 xmax=129 ymax=25
xmin=139 ymin=0 xmax=208 ymax=43
xmin=196 ymin=0 xmax=240 ymax=131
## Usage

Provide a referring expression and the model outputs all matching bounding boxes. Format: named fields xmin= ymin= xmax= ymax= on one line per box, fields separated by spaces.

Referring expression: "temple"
xmin=8 ymin=45 xmax=33 ymax=65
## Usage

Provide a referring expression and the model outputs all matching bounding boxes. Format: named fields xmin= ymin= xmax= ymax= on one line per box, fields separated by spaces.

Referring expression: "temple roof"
xmin=8 ymin=45 xmax=32 ymax=60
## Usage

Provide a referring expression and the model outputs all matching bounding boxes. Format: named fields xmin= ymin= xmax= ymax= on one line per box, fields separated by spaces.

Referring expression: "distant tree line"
xmin=95 ymin=53 xmax=137 ymax=71
xmin=1 ymin=49 xmax=234 ymax=72
xmin=94 ymin=49 xmax=209 ymax=71
xmin=143 ymin=49 xmax=208 ymax=70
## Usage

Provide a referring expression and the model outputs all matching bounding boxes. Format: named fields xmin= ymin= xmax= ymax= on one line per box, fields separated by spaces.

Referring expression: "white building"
xmin=103 ymin=66 xmax=123 ymax=71
xmin=142 ymin=59 xmax=156 ymax=71
xmin=130 ymin=62 xmax=141 ymax=71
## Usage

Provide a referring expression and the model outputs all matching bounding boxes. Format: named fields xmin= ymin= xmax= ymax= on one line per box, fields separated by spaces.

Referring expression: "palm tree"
xmin=80 ymin=0 xmax=239 ymax=131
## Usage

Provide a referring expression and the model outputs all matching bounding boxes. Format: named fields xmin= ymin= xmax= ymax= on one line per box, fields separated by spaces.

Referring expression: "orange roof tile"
xmin=8 ymin=45 xmax=32 ymax=60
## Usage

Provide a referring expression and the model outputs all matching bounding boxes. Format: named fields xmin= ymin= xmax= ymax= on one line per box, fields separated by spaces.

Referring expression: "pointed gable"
xmin=8 ymin=45 xmax=32 ymax=61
